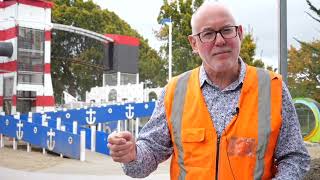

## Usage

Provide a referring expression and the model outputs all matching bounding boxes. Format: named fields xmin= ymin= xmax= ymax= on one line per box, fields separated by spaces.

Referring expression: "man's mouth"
xmin=212 ymin=50 xmax=231 ymax=56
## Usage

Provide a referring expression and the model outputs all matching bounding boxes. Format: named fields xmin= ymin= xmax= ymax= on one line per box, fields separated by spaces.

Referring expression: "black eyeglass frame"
xmin=192 ymin=25 xmax=239 ymax=43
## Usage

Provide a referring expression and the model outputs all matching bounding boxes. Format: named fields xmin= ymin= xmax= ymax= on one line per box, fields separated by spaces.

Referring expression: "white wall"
xmin=17 ymin=4 xmax=51 ymax=30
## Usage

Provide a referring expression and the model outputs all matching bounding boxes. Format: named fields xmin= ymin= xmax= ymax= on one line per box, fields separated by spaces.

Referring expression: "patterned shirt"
xmin=122 ymin=59 xmax=310 ymax=179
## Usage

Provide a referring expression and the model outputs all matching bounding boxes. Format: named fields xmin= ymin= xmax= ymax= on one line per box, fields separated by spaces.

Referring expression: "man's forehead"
xmin=192 ymin=3 xmax=236 ymax=32
xmin=196 ymin=5 xmax=235 ymax=23
xmin=194 ymin=14 xmax=235 ymax=32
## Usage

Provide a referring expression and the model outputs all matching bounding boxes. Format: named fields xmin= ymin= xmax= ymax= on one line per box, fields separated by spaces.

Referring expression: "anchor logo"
xmin=46 ymin=128 xmax=56 ymax=151
xmin=125 ymin=104 xmax=135 ymax=119
xmin=16 ymin=120 xmax=24 ymax=140
xmin=86 ymin=108 xmax=96 ymax=125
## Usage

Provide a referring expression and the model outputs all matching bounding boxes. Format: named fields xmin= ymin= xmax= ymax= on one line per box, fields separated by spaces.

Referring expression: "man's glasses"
xmin=193 ymin=26 xmax=239 ymax=43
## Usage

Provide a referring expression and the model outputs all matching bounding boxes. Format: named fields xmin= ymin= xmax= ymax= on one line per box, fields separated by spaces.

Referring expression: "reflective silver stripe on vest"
xmin=171 ymin=71 xmax=192 ymax=180
xmin=254 ymin=68 xmax=271 ymax=180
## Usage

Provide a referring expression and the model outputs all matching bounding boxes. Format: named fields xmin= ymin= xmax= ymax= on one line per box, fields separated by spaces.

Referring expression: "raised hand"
xmin=107 ymin=131 xmax=137 ymax=163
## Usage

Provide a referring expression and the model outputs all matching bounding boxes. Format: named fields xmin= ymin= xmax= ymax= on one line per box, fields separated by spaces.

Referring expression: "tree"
xmin=288 ymin=41 xmax=320 ymax=102
xmin=306 ymin=0 xmax=320 ymax=23
xmin=287 ymin=0 xmax=320 ymax=102
xmin=156 ymin=0 xmax=265 ymax=78
xmin=157 ymin=0 xmax=203 ymax=76
xmin=240 ymin=32 xmax=265 ymax=68
xmin=50 ymin=0 xmax=164 ymax=104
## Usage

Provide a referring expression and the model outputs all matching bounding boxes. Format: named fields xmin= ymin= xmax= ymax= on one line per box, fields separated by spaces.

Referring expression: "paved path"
xmin=0 ymin=145 xmax=170 ymax=180
xmin=0 ymin=166 xmax=170 ymax=180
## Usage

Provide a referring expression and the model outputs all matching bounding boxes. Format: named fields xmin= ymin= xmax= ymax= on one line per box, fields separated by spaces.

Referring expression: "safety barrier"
xmin=0 ymin=102 xmax=156 ymax=160
xmin=294 ymin=98 xmax=320 ymax=142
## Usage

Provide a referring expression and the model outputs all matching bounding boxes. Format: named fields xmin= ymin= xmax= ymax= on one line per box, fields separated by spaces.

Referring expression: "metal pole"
xmin=168 ymin=22 xmax=172 ymax=81
xmin=278 ymin=0 xmax=288 ymax=84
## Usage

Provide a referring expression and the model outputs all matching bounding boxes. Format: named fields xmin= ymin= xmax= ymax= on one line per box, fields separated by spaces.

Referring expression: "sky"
xmin=93 ymin=0 xmax=319 ymax=69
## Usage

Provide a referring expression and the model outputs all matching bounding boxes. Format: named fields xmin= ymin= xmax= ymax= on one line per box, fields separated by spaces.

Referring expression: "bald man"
xmin=108 ymin=2 xmax=310 ymax=179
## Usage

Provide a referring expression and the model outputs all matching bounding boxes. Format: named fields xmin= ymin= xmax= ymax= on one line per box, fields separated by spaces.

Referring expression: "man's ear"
xmin=238 ymin=25 xmax=244 ymax=41
xmin=188 ymin=35 xmax=198 ymax=54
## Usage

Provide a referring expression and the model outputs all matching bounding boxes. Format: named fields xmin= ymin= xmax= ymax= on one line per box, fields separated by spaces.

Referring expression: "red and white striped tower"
xmin=0 ymin=0 xmax=55 ymax=114
xmin=39 ymin=28 xmax=55 ymax=112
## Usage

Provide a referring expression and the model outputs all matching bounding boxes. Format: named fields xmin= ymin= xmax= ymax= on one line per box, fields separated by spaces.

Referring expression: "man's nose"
xmin=214 ymin=33 xmax=226 ymax=46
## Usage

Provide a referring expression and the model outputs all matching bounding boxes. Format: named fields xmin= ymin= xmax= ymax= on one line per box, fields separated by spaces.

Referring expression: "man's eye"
xmin=221 ymin=28 xmax=233 ymax=33
xmin=201 ymin=31 xmax=215 ymax=37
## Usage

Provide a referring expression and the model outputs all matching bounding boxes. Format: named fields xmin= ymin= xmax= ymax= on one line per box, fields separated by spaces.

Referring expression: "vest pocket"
xmin=181 ymin=128 xmax=212 ymax=168
xmin=181 ymin=128 xmax=205 ymax=142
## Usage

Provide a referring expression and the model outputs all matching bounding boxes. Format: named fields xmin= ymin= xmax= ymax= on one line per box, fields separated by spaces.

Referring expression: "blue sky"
xmin=93 ymin=0 xmax=319 ymax=68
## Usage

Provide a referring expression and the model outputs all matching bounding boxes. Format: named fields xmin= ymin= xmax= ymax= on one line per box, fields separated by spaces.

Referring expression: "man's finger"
xmin=108 ymin=141 xmax=133 ymax=151
xmin=108 ymin=137 xmax=126 ymax=145
xmin=110 ymin=147 xmax=132 ymax=157
xmin=108 ymin=132 xmax=128 ymax=145
xmin=118 ymin=131 xmax=133 ymax=141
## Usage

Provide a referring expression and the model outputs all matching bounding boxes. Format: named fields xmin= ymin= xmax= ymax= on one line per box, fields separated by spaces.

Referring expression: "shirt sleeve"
xmin=122 ymin=89 xmax=173 ymax=178
xmin=273 ymin=82 xmax=311 ymax=180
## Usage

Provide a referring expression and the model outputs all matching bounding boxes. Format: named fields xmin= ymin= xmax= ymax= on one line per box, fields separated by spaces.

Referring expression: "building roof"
xmin=0 ymin=0 xmax=53 ymax=8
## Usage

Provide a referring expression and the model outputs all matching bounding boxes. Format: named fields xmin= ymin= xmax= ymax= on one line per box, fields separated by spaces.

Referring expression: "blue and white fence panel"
xmin=0 ymin=101 xmax=156 ymax=159
xmin=0 ymin=115 xmax=85 ymax=160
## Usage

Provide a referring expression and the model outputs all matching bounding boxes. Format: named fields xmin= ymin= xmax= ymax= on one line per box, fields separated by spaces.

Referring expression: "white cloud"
xmin=93 ymin=0 xmax=319 ymax=69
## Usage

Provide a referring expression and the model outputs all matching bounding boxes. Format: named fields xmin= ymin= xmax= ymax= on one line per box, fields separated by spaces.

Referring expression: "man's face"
xmin=188 ymin=6 xmax=243 ymax=73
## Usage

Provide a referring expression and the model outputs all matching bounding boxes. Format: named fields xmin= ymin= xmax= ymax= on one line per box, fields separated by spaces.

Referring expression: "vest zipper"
xmin=215 ymin=135 xmax=221 ymax=180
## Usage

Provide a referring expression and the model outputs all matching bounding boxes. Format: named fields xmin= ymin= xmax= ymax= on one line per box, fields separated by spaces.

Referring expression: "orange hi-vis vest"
xmin=164 ymin=65 xmax=283 ymax=180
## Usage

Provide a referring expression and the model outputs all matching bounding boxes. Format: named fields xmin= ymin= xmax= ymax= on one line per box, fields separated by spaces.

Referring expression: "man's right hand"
xmin=107 ymin=131 xmax=137 ymax=163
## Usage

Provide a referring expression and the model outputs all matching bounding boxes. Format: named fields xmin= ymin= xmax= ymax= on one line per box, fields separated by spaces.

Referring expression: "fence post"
xmin=131 ymin=119 xmax=134 ymax=134
xmin=27 ymin=112 xmax=32 ymax=152
xmin=91 ymin=125 xmax=96 ymax=152
xmin=124 ymin=120 xmax=128 ymax=131
xmin=117 ymin=120 xmax=121 ymax=132
xmin=135 ymin=118 xmax=140 ymax=139
xmin=13 ymin=112 xmax=20 ymax=150
xmin=80 ymin=130 xmax=86 ymax=162
xmin=0 ymin=134 xmax=3 ymax=148
xmin=60 ymin=125 xmax=66 ymax=158
xmin=0 ymin=112 xmax=5 ymax=148
xmin=42 ymin=116 xmax=48 ymax=155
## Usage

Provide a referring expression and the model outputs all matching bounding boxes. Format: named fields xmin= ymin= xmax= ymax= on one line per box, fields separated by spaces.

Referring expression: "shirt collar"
xmin=199 ymin=57 xmax=247 ymax=91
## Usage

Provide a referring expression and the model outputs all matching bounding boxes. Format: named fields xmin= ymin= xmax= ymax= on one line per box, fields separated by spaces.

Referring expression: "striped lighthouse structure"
xmin=0 ymin=0 xmax=55 ymax=114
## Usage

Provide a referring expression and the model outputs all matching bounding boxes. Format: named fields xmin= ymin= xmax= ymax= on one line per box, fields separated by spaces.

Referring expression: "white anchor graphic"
xmin=86 ymin=108 xmax=96 ymax=125
xmin=125 ymin=104 xmax=135 ymax=119
xmin=46 ymin=128 xmax=56 ymax=151
xmin=16 ymin=120 xmax=24 ymax=140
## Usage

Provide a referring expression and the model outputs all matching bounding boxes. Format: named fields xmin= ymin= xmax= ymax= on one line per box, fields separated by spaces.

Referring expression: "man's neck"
xmin=205 ymin=63 xmax=240 ymax=90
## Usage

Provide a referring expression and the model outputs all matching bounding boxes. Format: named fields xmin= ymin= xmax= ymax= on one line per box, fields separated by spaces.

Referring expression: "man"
xmin=108 ymin=2 xmax=310 ymax=179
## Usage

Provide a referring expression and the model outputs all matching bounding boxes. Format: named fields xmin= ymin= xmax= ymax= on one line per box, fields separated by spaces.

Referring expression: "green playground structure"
xmin=293 ymin=98 xmax=320 ymax=142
